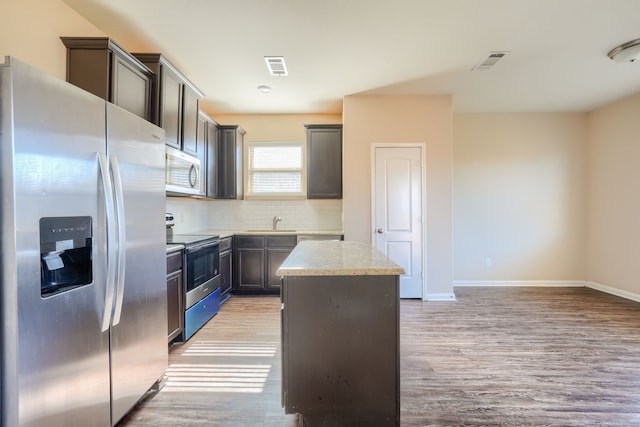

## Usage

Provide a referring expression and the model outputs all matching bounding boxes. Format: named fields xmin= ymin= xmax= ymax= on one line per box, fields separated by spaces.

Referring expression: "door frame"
xmin=370 ymin=143 xmax=428 ymax=300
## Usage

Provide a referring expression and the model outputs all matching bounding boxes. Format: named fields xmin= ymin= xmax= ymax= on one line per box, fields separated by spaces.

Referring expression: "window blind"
xmin=247 ymin=143 xmax=304 ymax=196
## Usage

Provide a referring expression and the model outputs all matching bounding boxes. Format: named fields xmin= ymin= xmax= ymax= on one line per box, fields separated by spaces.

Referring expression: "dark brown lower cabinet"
xmin=266 ymin=248 xmax=291 ymax=291
xmin=166 ymin=248 xmax=184 ymax=343
xmin=234 ymin=236 xmax=265 ymax=293
xmin=233 ymin=235 xmax=296 ymax=295
xmin=219 ymin=236 xmax=233 ymax=302
xmin=281 ymin=275 xmax=400 ymax=427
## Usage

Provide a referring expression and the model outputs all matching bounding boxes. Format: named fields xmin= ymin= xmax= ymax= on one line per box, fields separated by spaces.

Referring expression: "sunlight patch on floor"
xmin=162 ymin=363 xmax=272 ymax=393
xmin=181 ymin=340 xmax=278 ymax=357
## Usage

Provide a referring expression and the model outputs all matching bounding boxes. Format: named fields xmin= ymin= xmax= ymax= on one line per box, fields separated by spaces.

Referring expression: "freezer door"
xmin=105 ymin=103 xmax=168 ymax=424
xmin=2 ymin=58 xmax=111 ymax=426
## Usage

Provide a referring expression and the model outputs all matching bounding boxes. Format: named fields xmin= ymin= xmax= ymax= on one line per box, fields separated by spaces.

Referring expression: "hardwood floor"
xmin=118 ymin=287 xmax=640 ymax=426
xmin=118 ymin=296 xmax=297 ymax=427
xmin=401 ymin=287 xmax=640 ymax=426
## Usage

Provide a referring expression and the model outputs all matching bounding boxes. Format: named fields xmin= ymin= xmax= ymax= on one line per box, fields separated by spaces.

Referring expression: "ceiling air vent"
xmin=264 ymin=56 xmax=288 ymax=76
xmin=472 ymin=51 xmax=510 ymax=71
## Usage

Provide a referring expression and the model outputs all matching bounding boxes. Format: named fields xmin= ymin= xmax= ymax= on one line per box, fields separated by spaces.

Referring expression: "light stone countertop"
xmin=190 ymin=229 xmax=343 ymax=239
xmin=276 ymin=241 xmax=405 ymax=276
xmin=166 ymin=243 xmax=184 ymax=253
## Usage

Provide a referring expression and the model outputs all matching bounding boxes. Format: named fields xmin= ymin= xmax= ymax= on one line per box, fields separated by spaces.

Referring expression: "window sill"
xmin=244 ymin=194 xmax=307 ymax=201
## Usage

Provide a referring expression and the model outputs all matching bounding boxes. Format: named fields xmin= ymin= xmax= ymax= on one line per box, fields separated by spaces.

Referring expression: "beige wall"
xmin=587 ymin=93 xmax=640 ymax=295
xmin=0 ymin=0 xmax=103 ymax=79
xmin=211 ymin=113 xmax=342 ymax=141
xmin=453 ymin=113 xmax=587 ymax=282
xmin=6 ymin=0 xmax=640 ymax=300
xmin=342 ymin=95 xmax=454 ymax=298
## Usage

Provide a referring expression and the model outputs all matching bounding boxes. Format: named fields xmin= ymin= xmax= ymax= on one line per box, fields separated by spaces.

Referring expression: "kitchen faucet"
xmin=272 ymin=216 xmax=282 ymax=231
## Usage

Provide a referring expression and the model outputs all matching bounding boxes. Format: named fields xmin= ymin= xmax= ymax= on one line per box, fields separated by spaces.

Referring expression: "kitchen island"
xmin=276 ymin=241 xmax=404 ymax=427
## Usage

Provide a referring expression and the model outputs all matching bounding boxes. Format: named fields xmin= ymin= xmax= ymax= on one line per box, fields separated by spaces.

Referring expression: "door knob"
xmin=376 ymin=228 xmax=383 ymax=234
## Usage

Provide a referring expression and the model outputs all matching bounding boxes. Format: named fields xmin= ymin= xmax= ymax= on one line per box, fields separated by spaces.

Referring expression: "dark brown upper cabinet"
xmin=305 ymin=124 xmax=343 ymax=199
xmin=197 ymin=111 xmax=220 ymax=199
xmin=206 ymin=119 xmax=220 ymax=199
xmin=218 ymin=125 xmax=245 ymax=200
xmin=132 ymin=53 xmax=203 ymax=155
xmin=61 ymin=37 xmax=153 ymax=122
xmin=182 ymin=86 xmax=199 ymax=155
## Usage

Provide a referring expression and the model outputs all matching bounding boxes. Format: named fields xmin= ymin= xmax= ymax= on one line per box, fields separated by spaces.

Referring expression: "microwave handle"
xmin=188 ymin=164 xmax=198 ymax=188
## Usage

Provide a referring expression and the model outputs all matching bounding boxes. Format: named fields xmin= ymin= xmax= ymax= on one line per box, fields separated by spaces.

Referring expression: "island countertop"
xmin=276 ymin=240 xmax=405 ymax=276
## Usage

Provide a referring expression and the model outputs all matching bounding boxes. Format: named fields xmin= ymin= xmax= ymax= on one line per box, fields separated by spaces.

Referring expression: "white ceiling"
xmin=63 ymin=0 xmax=640 ymax=115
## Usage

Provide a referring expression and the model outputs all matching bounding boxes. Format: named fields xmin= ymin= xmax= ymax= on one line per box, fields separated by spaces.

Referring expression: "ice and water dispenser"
xmin=40 ymin=216 xmax=93 ymax=297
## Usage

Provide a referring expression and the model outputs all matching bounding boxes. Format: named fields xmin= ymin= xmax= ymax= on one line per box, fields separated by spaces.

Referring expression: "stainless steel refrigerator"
xmin=0 ymin=57 xmax=168 ymax=427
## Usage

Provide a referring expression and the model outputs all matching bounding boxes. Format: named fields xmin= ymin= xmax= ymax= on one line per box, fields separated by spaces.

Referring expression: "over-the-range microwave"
xmin=165 ymin=146 xmax=202 ymax=196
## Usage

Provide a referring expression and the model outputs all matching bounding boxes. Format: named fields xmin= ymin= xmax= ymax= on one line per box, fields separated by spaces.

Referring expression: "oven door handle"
xmin=185 ymin=241 xmax=220 ymax=254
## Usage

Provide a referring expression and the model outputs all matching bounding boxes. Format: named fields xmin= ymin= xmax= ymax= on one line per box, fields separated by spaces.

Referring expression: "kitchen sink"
xmin=245 ymin=229 xmax=297 ymax=233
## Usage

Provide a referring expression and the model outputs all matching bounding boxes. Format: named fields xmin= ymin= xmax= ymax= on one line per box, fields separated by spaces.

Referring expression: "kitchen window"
xmin=245 ymin=141 xmax=305 ymax=199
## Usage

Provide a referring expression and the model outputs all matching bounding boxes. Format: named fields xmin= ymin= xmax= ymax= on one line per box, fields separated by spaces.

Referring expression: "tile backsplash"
xmin=166 ymin=197 xmax=343 ymax=234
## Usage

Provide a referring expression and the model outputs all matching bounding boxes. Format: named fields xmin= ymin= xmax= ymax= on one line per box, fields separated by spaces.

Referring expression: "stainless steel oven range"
xmin=167 ymin=233 xmax=221 ymax=340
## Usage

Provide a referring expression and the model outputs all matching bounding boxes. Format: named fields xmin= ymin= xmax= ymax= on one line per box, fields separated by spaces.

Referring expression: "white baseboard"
xmin=586 ymin=281 xmax=640 ymax=303
xmin=453 ymin=280 xmax=640 ymax=304
xmin=454 ymin=280 xmax=586 ymax=288
xmin=423 ymin=293 xmax=457 ymax=301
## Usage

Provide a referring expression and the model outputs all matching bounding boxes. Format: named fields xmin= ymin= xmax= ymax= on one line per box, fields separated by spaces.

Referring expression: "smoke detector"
xmin=264 ymin=56 xmax=288 ymax=76
xmin=608 ymin=39 xmax=640 ymax=63
xmin=472 ymin=51 xmax=510 ymax=71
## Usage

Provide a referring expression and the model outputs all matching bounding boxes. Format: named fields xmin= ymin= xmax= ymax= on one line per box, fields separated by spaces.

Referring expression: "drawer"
xmin=166 ymin=249 xmax=183 ymax=274
xmin=184 ymin=288 xmax=220 ymax=340
xmin=267 ymin=235 xmax=297 ymax=248
xmin=219 ymin=236 xmax=233 ymax=252
xmin=235 ymin=235 xmax=265 ymax=249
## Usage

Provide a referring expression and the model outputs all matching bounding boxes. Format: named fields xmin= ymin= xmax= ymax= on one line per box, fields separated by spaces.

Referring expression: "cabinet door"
xmin=196 ymin=115 xmax=208 ymax=196
xmin=161 ymin=67 xmax=182 ymax=149
xmin=111 ymin=54 xmax=152 ymax=121
xmin=266 ymin=248 xmax=292 ymax=292
xmin=167 ymin=270 xmax=183 ymax=342
xmin=220 ymin=249 xmax=232 ymax=298
xmin=218 ymin=127 xmax=237 ymax=199
xmin=307 ymin=125 xmax=343 ymax=199
xmin=218 ymin=126 xmax=244 ymax=199
xmin=235 ymin=249 xmax=265 ymax=292
xmin=182 ymin=86 xmax=199 ymax=155
xmin=206 ymin=121 xmax=219 ymax=198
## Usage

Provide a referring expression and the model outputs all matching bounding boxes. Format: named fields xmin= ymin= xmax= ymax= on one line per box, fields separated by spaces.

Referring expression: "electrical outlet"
xmin=484 ymin=257 xmax=492 ymax=267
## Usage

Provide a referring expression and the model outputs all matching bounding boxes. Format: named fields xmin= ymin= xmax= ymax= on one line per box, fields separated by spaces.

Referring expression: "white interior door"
xmin=373 ymin=146 xmax=424 ymax=298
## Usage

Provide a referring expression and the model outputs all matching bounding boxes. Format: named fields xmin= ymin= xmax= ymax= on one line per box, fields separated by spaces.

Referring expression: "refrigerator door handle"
xmin=98 ymin=152 xmax=117 ymax=332
xmin=110 ymin=155 xmax=127 ymax=326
